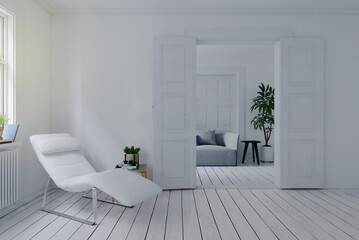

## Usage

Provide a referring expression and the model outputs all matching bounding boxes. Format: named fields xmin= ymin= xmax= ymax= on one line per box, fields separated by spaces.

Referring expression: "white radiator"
xmin=0 ymin=149 xmax=18 ymax=210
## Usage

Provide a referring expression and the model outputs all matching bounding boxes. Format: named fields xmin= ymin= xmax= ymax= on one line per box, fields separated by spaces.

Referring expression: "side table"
xmin=241 ymin=140 xmax=261 ymax=165
xmin=129 ymin=164 xmax=147 ymax=178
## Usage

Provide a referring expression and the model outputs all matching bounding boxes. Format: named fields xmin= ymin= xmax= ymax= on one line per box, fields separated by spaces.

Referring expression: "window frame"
xmin=0 ymin=7 xmax=15 ymax=123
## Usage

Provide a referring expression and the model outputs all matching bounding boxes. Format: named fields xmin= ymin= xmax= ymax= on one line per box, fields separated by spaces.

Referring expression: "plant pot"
xmin=261 ymin=145 xmax=274 ymax=162
xmin=124 ymin=153 xmax=139 ymax=166
xmin=0 ymin=125 xmax=4 ymax=140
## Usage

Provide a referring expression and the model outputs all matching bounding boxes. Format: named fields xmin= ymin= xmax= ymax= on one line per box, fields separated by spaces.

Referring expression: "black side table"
xmin=241 ymin=140 xmax=261 ymax=165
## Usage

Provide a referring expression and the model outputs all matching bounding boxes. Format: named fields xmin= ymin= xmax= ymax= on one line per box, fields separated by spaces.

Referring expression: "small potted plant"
xmin=250 ymin=83 xmax=275 ymax=162
xmin=0 ymin=113 xmax=9 ymax=140
xmin=123 ymin=146 xmax=141 ymax=166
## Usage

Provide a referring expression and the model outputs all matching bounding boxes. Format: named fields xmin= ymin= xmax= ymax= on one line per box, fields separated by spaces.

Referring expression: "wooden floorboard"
xmin=126 ymin=196 xmax=156 ymax=240
xmin=205 ymin=189 xmax=240 ymax=240
xmin=274 ymin=189 xmax=354 ymax=240
xmin=68 ymin=195 xmax=114 ymax=240
xmin=164 ymin=190 xmax=182 ymax=240
xmin=250 ymin=190 xmax=315 ymax=240
xmin=49 ymin=192 xmax=108 ymax=240
xmin=88 ymin=203 xmax=126 ymax=240
xmin=241 ymin=190 xmax=299 ymax=240
xmin=0 ymin=190 xmax=56 ymax=225
xmin=0 ymin=190 xmax=65 ymax=235
xmin=263 ymin=189 xmax=336 ymax=240
xmin=287 ymin=190 xmax=359 ymax=239
xmin=107 ymin=203 xmax=141 ymax=240
xmin=194 ymin=189 xmax=221 ymax=240
xmin=228 ymin=189 xmax=278 ymax=240
xmin=299 ymin=190 xmax=359 ymax=229
xmin=204 ymin=167 xmax=222 ymax=186
xmin=145 ymin=191 xmax=169 ymax=240
xmin=216 ymin=189 xmax=259 ymax=240
xmin=212 ymin=167 xmax=233 ymax=185
xmin=197 ymin=167 xmax=212 ymax=186
xmin=32 ymin=197 xmax=91 ymax=240
xmin=181 ymin=190 xmax=202 ymax=240
xmin=0 ymin=191 xmax=74 ymax=240
xmin=2 ymin=166 xmax=359 ymax=240
xmin=13 ymin=193 xmax=85 ymax=240
xmin=310 ymin=190 xmax=359 ymax=220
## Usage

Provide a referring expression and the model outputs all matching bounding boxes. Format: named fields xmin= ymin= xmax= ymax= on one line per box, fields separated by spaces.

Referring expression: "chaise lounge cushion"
xmin=196 ymin=145 xmax=236 ymax=166
xmin=37 ymin=137 xmax=81 ymax=155
xmin=59 ymin=169 xmax=161 ymax=206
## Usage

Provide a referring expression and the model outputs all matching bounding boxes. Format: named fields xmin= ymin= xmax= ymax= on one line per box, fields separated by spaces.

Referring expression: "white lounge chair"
xmin=30 ymin=133 xmax=162 ymax=225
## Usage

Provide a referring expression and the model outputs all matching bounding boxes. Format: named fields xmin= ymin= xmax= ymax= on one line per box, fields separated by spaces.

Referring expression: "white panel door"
xmin=196 ymin=74 xmax=237 ymax=132
xmin=275 ymin=38 xmax=324 ymax=188
xmin=154 ymin=37 xmax=196 ymax=189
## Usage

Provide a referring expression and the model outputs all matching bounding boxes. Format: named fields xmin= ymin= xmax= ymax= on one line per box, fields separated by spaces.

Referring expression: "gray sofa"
xmin=196 ymin=131 xmax=239 ymax=166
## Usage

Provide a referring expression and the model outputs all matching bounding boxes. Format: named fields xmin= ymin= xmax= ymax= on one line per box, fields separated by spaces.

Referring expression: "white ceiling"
xmin=42 ymin=0 xmax=359 ymax=10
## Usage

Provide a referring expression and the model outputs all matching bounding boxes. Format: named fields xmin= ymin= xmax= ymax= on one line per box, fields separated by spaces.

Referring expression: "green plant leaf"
xmin=124 ymin=146 xmax=141 ymax=154
xmin=0 ymin=113 xmax=9 ymax=125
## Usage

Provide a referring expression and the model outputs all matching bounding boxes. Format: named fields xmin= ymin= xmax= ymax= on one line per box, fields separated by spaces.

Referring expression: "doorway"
xmin=153 ymin=35 xmax=324 ymax=190
xmin=195 ymin=44 xmax=275 ymax=189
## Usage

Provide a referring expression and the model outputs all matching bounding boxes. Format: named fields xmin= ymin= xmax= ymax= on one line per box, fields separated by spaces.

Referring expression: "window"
xmin=0 ymin=7 xmax=14 ymax=123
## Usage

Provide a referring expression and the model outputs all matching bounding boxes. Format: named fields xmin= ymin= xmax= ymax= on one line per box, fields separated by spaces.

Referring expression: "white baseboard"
xmin=0 ymin=186 xmax=54 ymax=218
xmin=0 ymin=203 xmax=18 ymax=218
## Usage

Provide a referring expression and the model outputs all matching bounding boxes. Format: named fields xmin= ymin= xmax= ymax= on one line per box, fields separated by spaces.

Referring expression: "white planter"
xmin=124 ymin=154 xmax=139 ymax=164
xmin=261 ymin=146 xmax=274 ymax=162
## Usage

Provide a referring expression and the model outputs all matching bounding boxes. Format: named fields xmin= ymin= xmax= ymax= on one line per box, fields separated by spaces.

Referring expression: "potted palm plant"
xmin=0 ymin=113 xmax=9 ymax=140
xmin=250 ymin=83 xmax=275 ymax=162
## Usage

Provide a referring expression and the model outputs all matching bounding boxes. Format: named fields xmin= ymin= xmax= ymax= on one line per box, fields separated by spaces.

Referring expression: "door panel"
xmin=162 ymin=94 xmax=187 ymax=131
xmin=154 ymin=37 xmax=196 ymax=189
xmin=196 ymin=74 xmax=237 ymax=132
xmin=275 ymin=38 xmax=324 ymax=188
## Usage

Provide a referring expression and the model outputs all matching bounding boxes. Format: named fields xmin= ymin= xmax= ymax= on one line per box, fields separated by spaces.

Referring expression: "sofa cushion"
xmin=196 ymin=130 xmax=216 ymax=145
xmin=196 ymin=145 xmax=236 ymax=166
xmin=215 ymin=132 xmax=226 ymax=146
xmin=215 ymin=132 xmax=239 ymax=150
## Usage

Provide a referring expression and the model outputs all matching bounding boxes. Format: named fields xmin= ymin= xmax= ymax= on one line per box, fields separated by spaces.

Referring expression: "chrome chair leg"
xmin=82 ymin=192 xmax=133 ymax=208
xmin=92 ymin=187 xmax=97 ymax=224
xmin=41 ymin=177 xmax=51 ymax=208
xmin=41 ymin=176 xmax=133 ymax=225
xmin=40 ymin=176 xmax=97 ymax=225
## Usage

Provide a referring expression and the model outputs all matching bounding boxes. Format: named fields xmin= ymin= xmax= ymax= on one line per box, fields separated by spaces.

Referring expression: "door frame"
xmin=195 ymin=40 xmax=278 ymax=172
xmin=197 ymin=70 xmax=246 ymax=139
xmin=196 ymin=70 xmax=246 ymax=158
xmin=183 ymin=28 xmax=324 ymax=188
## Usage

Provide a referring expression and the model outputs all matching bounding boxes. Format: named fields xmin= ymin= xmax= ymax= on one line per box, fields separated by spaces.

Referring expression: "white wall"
xmin=0 ymin=0 xmax=51 ymax=203
xmin=51 ymin=13 xmax=359 ymax=188
xmin=197 ymin=45 xmax=274 ymax=160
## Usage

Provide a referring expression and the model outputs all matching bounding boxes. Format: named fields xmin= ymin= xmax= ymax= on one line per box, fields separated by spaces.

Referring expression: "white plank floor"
xmin=2 ymin=166 xmax=359 ymax=240
xmin=197 ymin=166 xmax=276 ymax=189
